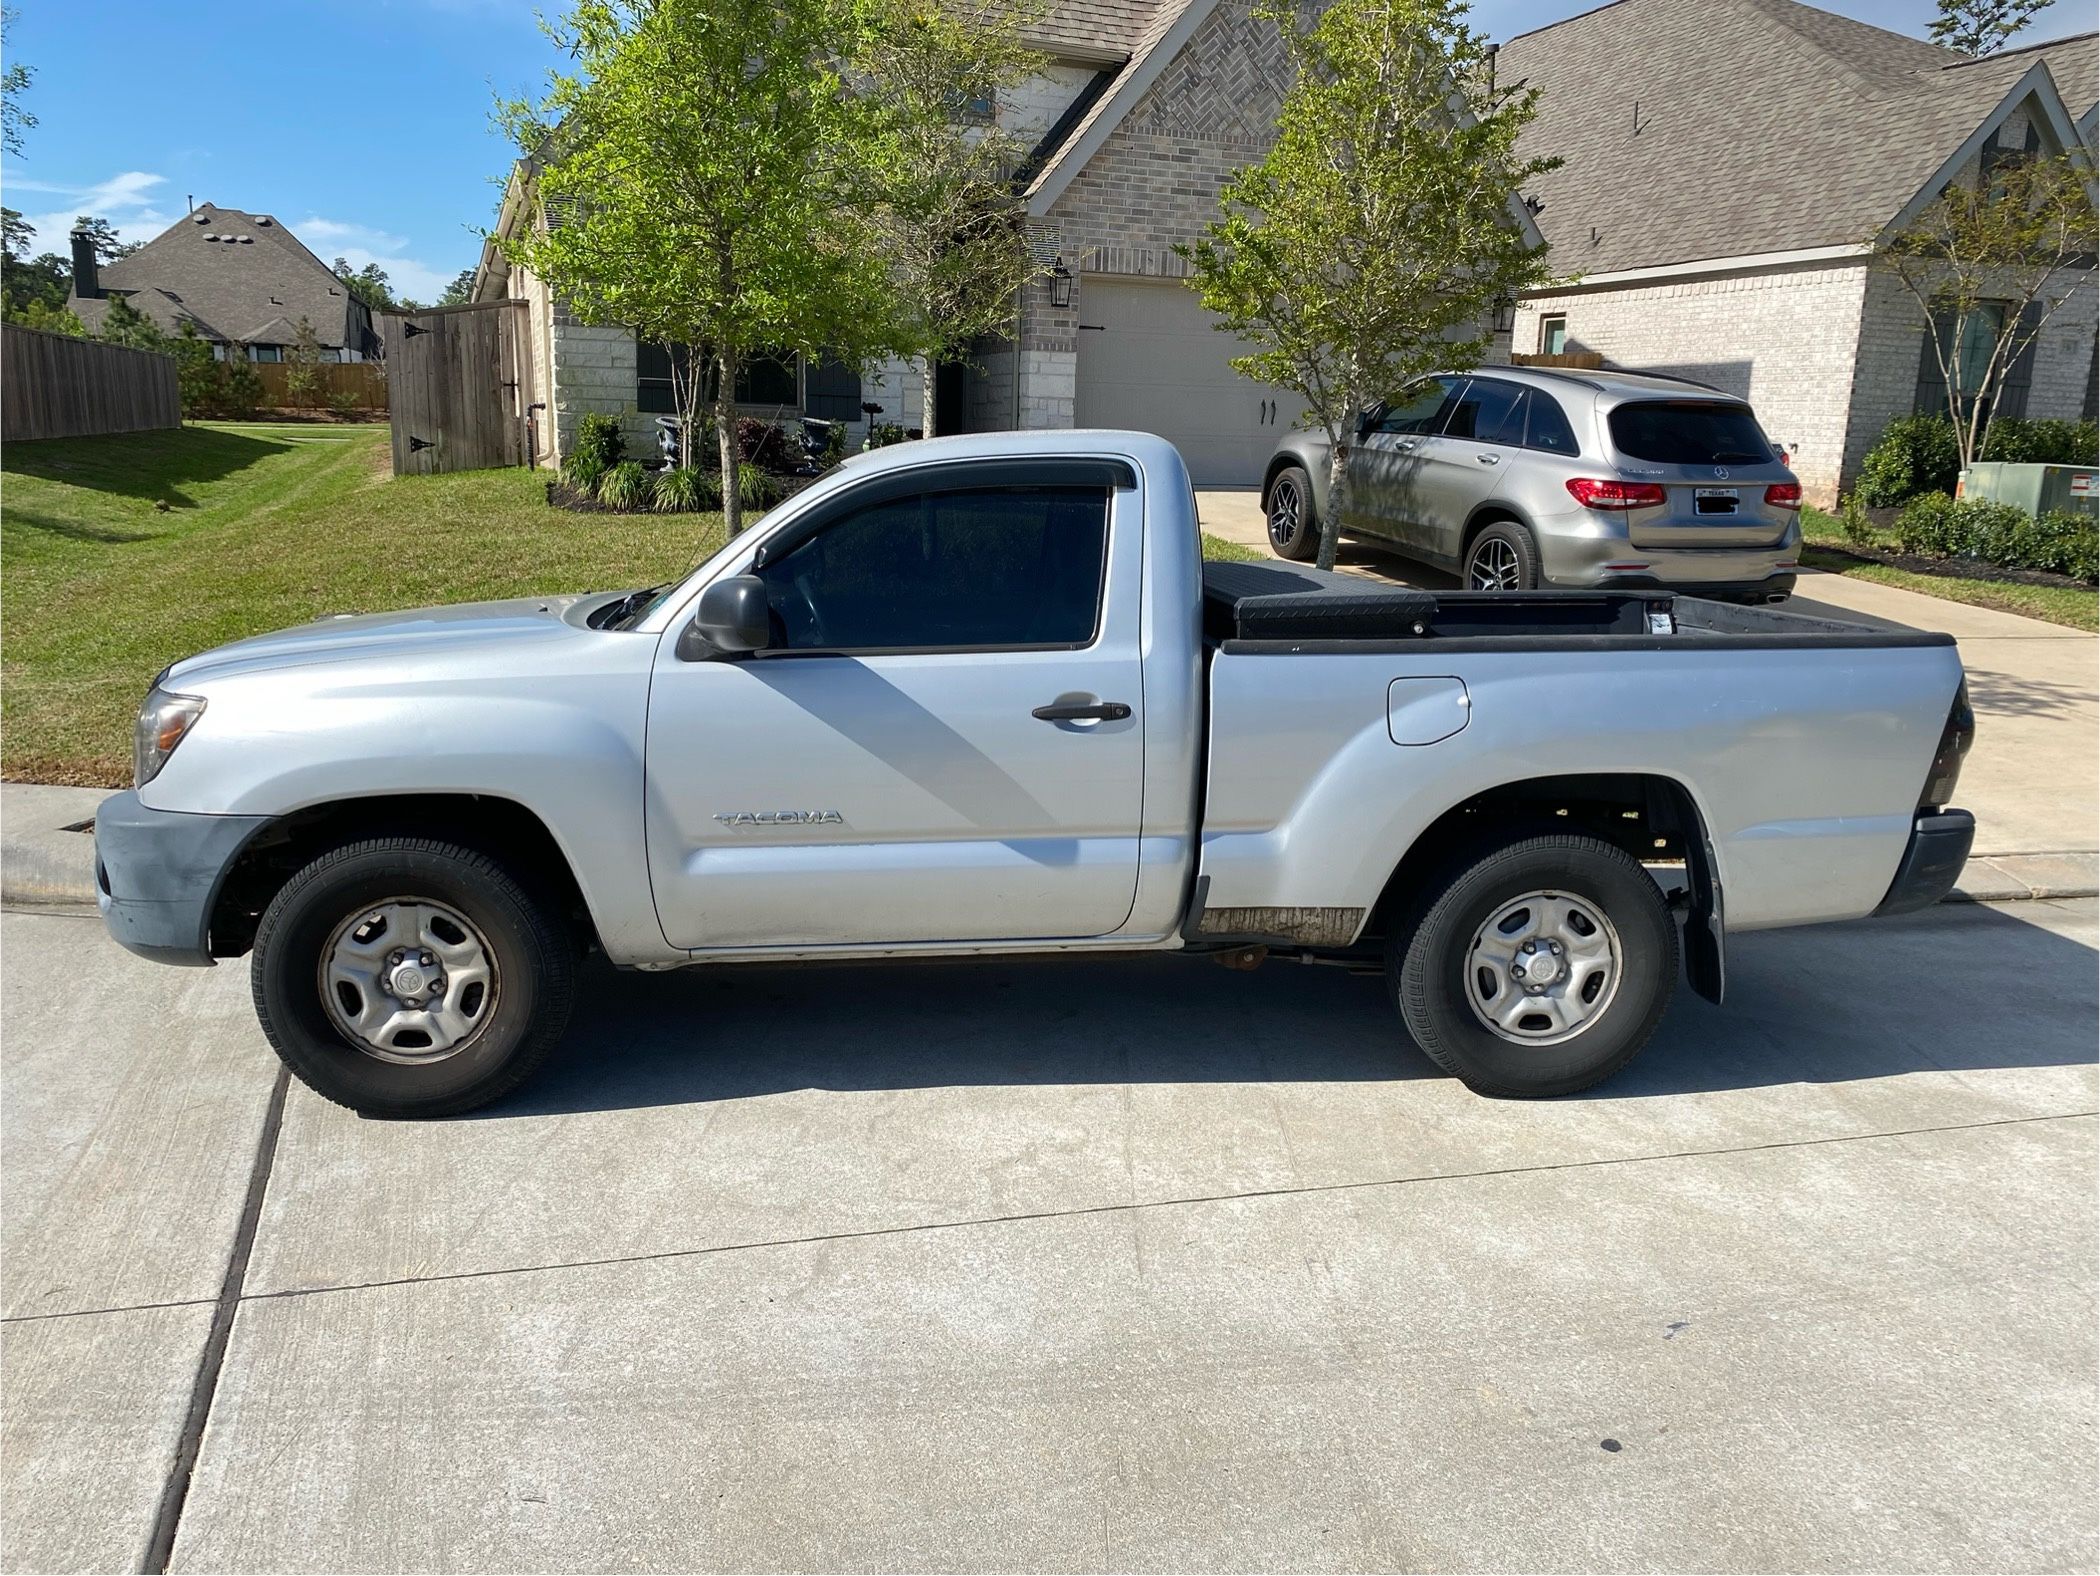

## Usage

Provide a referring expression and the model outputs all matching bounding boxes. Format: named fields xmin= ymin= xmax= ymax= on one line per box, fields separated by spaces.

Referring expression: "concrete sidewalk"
xmin=1196 ymin=488 xmax=2099 ymax=871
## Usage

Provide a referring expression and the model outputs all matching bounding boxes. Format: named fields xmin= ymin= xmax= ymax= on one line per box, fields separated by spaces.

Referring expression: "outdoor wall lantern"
xmin=1049 ymin=258 xmax=1073 ymax=310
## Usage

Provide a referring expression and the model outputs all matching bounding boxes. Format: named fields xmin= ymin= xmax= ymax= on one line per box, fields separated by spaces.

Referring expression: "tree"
xmin=97 ymin=293 xmax=167 ymax=351
xmin=498 ymin=0 xmax=902 ymax=534
xmin=438 ymin=267 xmax=477 ymax=307
xmin=1181 ymin=0 xmax=1558 ymax=569
xmin=1927 ymin=0 xmax=2053 ymax=56
xmin=333 ymin=258 xmax=398 ymax=311
xmin=6 ymin=299 xmax=82 ymax=334
xmin=1873 ymin=148 xmax=2096 ymax=470
xmin=71 ymin=215 xmax=141 ymax=263
xmin=2 ymin=205 xmax=30 ymax=258
xmin=864 ymin=0 xmax=1044 ymax=438
xmin=284 ymin=317 xmax=326 ymax=411
xmin=2 ymin=7 xmax=34 ymax=158
xmin=1 ymin=249 xmax=68 ymax=316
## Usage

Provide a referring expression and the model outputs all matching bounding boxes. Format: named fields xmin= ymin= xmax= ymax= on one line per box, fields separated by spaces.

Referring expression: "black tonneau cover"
xmin=1200 ymin=560 xmax=1662 ymax=641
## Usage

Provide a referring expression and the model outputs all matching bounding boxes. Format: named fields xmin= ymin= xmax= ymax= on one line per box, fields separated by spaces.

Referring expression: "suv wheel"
xmin=1266 ymin=466 xmax=1320 ymax=562
xmin=251 ymin=837 xmax=576 ymax=1117
xmin=1466 ymin=522 xmax=1540 ymax=590
xmin=1386 ymin=833 xmax=1678 ymax=1097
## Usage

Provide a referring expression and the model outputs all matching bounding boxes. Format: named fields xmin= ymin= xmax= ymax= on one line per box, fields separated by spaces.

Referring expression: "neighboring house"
xmin=1501 ymin=0 xmax=2098 ymax=505
xmin=66 ymin=204 xmax=381 ymax=363
xmin=474 ymin=0 xmax=1537 ymax=482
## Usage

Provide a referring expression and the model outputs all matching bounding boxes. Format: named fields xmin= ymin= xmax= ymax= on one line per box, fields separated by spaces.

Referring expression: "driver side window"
xmin=752 ymin=486 xmax=1111 ymax=652
xmin=1375 ymin=377 xmax=1463 ymax=435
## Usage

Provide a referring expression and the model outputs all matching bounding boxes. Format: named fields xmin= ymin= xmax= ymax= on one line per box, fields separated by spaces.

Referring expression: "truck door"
xmin=642 ymin=459 xmax=1147 ymax=950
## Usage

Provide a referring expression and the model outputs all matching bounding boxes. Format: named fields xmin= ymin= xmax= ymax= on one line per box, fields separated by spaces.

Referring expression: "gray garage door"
xmin=1074 ymin=279 xmax=1297 ymax=486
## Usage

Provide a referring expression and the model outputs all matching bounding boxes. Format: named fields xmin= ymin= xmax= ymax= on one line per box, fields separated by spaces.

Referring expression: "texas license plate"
xmin=1695 ymin=488 xmax=1739 ymax=514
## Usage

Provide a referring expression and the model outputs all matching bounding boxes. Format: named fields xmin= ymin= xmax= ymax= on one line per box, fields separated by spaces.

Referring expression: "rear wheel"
xmin=251 ymin=837 xmax=575 ymax=1117
xmin=1465 ymin=521 xmax=1540 ymax=591
xmin=1386 ymin=833 xmax=1677 ymax=1097
xmin=1266 ymin=466 xmax=1320 ymax=562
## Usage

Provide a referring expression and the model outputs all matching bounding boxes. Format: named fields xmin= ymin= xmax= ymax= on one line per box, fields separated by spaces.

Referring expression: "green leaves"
xmin=1180 ymin=0 xmax=1556 ymax=565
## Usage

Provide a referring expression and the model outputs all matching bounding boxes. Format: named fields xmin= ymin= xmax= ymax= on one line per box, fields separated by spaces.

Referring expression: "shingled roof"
xmin=1500 ymin=0 xmax=2093 ymax=277
xmin=69 ymin=205 xmax=375 ymax=353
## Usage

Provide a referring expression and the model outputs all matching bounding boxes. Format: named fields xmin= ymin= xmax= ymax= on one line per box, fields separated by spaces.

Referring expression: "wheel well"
xmin=1260 ymin=454 xmax=1300 ymax=509
xmin=1367 ymin=772 xmax=1711 ymax=941
xmin=1460 ymin=507 xmax=1528 ymax=562
xmin=208 ymin=794 xmax=599 ymax=960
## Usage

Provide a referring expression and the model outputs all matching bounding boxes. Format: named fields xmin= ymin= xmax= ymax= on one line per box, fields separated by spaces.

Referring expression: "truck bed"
xmin=1199 ymin=560 xmax=1951 ymax=650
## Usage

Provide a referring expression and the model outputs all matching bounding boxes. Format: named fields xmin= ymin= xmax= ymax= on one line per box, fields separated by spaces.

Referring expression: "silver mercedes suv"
xmin=1260 ymin=366 xmax=1803 ymax=602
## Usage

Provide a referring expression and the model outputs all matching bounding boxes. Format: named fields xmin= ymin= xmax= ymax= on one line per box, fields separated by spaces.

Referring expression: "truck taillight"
xmin=1921 ymin=680 xmax=1974 ymax=810
xmin=1764 ymin=483 xmax=1803 ymax=510
xmin=1566 ymin=478 xmax=1667 ymax=509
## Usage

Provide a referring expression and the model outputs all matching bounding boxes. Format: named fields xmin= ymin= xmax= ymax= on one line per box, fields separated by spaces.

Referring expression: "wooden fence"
xmin=2 ymin=323 xmax=181 ymax=441
xmin=254 ymin=360 xmax=389 ymax=413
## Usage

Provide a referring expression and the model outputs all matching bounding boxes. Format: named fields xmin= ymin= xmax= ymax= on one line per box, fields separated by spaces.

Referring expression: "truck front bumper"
xmin=95 ymin=790 xmax=273 ymax=966
xmin=1872 ymin=808 xmax=1976 ymax=916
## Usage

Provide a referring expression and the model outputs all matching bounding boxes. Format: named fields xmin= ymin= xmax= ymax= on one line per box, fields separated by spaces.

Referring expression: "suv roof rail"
xmin=1477 ymin=363 xmax=1735 ymax=397
xmin=1474 ymin=363 xmax=1606 ymax=393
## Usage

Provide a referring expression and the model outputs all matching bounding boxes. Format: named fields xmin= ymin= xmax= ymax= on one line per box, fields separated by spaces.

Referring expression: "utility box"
xmin=1956 ymin=461 xmax=2100 ymax=519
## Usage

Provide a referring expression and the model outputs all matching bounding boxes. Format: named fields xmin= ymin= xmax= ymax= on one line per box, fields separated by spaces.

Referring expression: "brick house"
xmin=1501 ymin=0 xmax=2097 ymax=505
xmin=473 ymin=0 xmax=1534 ymax=483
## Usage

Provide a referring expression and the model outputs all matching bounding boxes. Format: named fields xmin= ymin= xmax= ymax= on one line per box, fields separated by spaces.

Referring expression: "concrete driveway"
xmin=1196 ymin=490 xmax=2099 ymax=868
xmin=4 ymin=895 xmax=2095 ymax=1573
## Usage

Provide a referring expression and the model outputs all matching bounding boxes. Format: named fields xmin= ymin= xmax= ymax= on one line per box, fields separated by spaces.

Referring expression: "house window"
xmin=1914 ymin=303 xmax=2026 ymax=419
xmin=248 ymin=344 xmax=284 ymax=363
xmin=637 ymin=344 xmax=855 ymax=416
xmin=1539 ymin=315 xmax=1568 ymax=355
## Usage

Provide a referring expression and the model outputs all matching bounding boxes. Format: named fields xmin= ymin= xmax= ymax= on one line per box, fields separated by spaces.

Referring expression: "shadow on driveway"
xmin=473 ymin=900 xmax=2096 ymax=1120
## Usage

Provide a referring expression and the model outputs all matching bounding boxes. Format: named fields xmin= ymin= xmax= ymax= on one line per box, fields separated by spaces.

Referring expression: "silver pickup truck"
xmin=97 ymin=431 xmax=1975 ymax=1118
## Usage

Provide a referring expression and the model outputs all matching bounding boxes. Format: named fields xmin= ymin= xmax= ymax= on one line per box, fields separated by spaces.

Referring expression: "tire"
xmin=1266 ymin=465 xmax=1320 ymax=561
xmin=1464 ymin=520 xmax=1540 ymax=591
xmin=1385 ymin=833 xmax=1677 ymax=1097
xmin=251 ymin=837 xmax=576 ymax=1118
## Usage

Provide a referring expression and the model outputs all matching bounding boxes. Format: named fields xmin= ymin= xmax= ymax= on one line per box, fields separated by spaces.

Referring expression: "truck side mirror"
xmin=682 ymin=574 xmax=771 ymax=658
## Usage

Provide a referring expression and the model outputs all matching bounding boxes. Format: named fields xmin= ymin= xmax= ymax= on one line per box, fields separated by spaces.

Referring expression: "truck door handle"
xmin=1477 ymin=452 xmax=1500 ymax=464
xmin=1032 ymin=701 xmax=1132 ymax=723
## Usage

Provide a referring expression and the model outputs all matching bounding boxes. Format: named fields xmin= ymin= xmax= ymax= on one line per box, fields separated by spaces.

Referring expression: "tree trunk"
xmin=1320 ymin=437 xmax=1350 ymax=573
xmin=716 ymin=346 xmax=743 ymax=536
xmin=915 ymin=353 xmax=937 ymax=440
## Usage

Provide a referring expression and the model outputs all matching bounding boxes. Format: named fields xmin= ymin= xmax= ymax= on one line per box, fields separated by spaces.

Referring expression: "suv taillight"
xmin=1566 ymin=478 xmax=1667 ymax=509
xmin=1921 ymin=681 xmax=1974 ymax=810
xmin=1764 ymin=483 xmax=1803 ymax=510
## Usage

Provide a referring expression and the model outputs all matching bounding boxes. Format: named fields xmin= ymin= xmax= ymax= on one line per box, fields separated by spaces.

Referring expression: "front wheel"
xmin=1266 ymin=466 xmax=1320 ymax=562
xmin=1386 ymin=833 xmax=1678 ymax=1097
xmin=251 ymin=837 xmax=576 ymax=1117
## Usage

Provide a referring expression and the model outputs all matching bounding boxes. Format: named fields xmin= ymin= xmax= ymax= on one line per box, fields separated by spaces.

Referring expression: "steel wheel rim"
xmin=319 ymin=897 xmax=499 ymax=1064
xmin=1462 ymin=890 xmax=1622 ymax=1046
xmin=1268 ymin=479 xmax=1301 ymax=548
xmin=1469 ymin=537 xmax=1520 ymax=590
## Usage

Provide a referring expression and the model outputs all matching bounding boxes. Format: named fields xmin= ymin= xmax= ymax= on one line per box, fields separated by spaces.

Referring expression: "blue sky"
xmin=1 ymin=0 xmax=2090 ymax=301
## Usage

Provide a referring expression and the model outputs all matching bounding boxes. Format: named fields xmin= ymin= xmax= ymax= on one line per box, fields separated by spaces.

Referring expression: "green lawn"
xmin=1800 ymin=506 xmax=2097 ymax=632
xmin=2 ymin=422 xmax=1258 ymax=784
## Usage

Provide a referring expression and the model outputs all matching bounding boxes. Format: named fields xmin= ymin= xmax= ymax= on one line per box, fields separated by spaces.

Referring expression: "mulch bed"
xmin=1807 ymin=538 xmax=2094 ymax=591
xmin=546 ymin=474 xmax=817 ymax=515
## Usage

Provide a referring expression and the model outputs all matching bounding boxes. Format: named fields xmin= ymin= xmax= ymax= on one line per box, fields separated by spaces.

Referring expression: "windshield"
xmin=1607 ymin=401 xmax=1774 ymax=466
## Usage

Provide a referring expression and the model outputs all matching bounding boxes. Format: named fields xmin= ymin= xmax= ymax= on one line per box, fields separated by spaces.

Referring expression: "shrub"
xmin=1857 ymin=417 xmax=1961 ymax=506
xmin=735 ymin=417 xmax=794 ymax=472
xmin=652 ymin=465 xmax=705 ymax=513
xmin=596 ymin=460 xmax=653 ymax=510
xmin=562 ymin=454 xmax=606 ymax=495
xmin=1836 ymin=491 xmax=1877 ymax=546
xmin=1859 ymin=415 xmax=2100 ymax=507
xmin=571 ymin=412 xmax=626 ymax=476
xmin=864 ymin=422 xmax=910 ymax=449
xmin=217 ymin=348 xmax=264 ymax=419
xmin=1895 ymin=493 xmax=2098 ymax=583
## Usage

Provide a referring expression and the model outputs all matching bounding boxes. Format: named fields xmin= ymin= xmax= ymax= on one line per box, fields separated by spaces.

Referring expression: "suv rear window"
xmin=1608 ymin=401 xmax=1773 ymax=465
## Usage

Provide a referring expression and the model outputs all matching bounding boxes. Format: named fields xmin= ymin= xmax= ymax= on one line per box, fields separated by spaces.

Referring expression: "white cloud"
xmin=295 ymin=215 xmax=459 ymax=304
xmin=4 ymin=170 xmax=174 ymax=254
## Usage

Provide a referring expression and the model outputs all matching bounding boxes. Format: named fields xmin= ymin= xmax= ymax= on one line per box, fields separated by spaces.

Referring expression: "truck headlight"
xmin=134 ymin=687 xmax=207 ymax=787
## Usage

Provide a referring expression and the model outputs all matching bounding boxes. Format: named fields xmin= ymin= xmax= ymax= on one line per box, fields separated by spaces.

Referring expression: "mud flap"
xmin=1683 ymin=829 xmax=1725 ymax=1005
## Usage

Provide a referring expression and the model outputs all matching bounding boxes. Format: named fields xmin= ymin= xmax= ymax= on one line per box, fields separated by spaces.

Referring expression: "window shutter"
xmin=805 ymin=357 xmax=862 ymax=423
xmin=1996 ymin=304 xmax=2041 ymax=422
xmin=1914 ymin=310 xmax=1954 ymax=417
